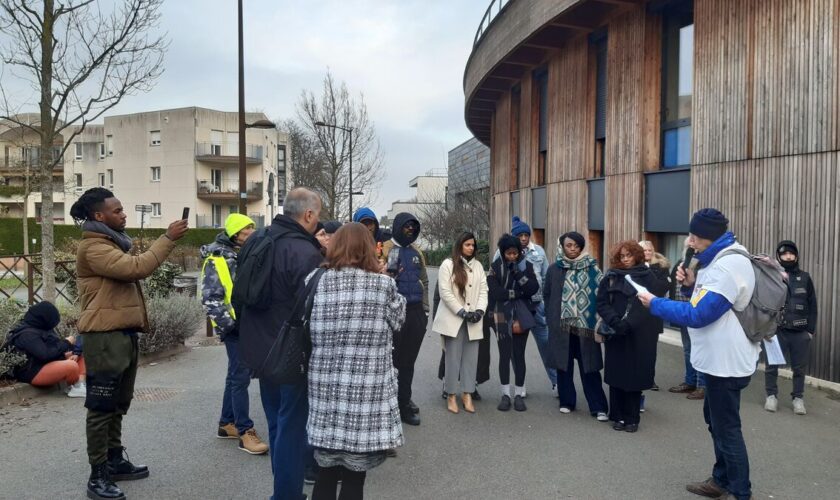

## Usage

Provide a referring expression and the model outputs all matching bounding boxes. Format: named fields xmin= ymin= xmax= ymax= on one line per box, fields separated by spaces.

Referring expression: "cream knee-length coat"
xmin=432 ymin=257 xmax=489 ymax=340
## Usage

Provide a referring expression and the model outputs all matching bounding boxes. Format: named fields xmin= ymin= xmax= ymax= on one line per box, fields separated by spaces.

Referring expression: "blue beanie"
xmin=689 ymin=208 xmax=729 ymax=241
xmin=352 ymin=207 xmax=377 ymax=224
xmin=511 ymin=216 xmax=531 ymax=237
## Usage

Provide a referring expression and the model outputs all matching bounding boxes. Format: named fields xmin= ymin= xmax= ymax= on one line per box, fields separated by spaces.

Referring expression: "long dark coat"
xmin=544 ymin=263 xmax=603 ymax=374
xmin=596 ymin=265 xmax=669 ymax=391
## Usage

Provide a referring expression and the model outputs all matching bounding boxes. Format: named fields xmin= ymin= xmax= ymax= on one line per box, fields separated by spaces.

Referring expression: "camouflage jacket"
xmin=200 ymin=232 xmax=239 ymax=338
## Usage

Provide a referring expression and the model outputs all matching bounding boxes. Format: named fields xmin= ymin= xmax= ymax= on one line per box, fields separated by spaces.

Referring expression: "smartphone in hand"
xmin=182 ymin=207 xmax=190 ymax=221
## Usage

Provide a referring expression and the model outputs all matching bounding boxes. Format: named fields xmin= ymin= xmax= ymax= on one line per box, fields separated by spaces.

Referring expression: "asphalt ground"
xmin=2 ymin=269 xmax=840 ymax=499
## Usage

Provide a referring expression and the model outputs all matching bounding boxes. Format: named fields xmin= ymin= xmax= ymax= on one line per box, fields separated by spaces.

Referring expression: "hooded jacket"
xmin=238 ymin=214 xmax=323 ymax=372
xmin=776 ymin=240 xmax=818 ymax=333
xmin=200 ymin=232 xmax=239 ymax=339
xmin=4 ymin=302 xmax=71 ymax=383
xmin=353 ymin=207 xmax=386 ymax=242
xmin=381 ymin=212 xmax=429 ymax=310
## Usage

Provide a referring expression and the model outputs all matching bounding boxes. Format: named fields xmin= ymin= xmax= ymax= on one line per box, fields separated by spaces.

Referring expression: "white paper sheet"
xmin=763 ymin=337 xmax=786 ymax=366
xmin=624 ymin=274 xmax=650 ymax=295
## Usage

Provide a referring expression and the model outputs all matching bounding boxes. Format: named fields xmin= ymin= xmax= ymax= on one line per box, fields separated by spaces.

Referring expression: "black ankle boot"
xmin=107 ymin=447 xmax=149 ymax=481
xmin=87 ymin=463 xmax=125 ymax=500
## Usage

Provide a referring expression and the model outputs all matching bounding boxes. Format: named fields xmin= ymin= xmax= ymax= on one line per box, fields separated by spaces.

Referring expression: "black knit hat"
xmin=323 ymin=221 xmax=342 ymax=234
xmin=559 ymin=231 xmax=586 ymax=250
xmin=497 ymin=233 xmax=521 ymax=255
xmin=689 ymin=208 xmax=729 ymax=241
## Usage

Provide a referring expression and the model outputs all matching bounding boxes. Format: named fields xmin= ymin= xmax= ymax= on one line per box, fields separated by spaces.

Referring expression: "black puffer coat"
xmin=4 ymin=302 xmax=70 ymax=383
xmin=596 ymin=265 xmax=669 ymax=391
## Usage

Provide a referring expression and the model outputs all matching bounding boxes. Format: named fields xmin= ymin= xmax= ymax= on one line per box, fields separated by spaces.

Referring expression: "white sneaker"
xmin=792 ymin=397 xmax=806 ymax=415
xmin=67 ymin=381 xmax=86 ymax=398
xmin=764 ymin=395 xmax=778 ymax=412
xmin=559 ymin=406 xmax=571 ymax=414
xmin=596 ymin=412 xmax=609 ymax=422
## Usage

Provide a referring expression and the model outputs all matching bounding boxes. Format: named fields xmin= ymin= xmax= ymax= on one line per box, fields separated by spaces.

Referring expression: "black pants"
xmin=394 ymin=303 xmax=427 ymax=408
xmin=83 ymin=331 xmax=138 ymax=465
xmin=609 ymin=386 xmax=642 ymax=425
xmin=312 ymin=466 xmax=366 ymax=500
xmin=498 ymin=332 xmax=528 ymax=387
xmin=765 ymin=329 xmax=811 ymax=399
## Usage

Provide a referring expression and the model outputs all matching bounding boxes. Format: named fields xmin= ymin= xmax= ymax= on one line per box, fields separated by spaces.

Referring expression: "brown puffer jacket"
xmin=76 ymin=232 xmax=176 ymax=333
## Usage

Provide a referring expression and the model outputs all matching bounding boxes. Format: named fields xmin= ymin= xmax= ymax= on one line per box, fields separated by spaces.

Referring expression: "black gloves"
xmin=457 ymin=309 xmax=467 ymax=319
xmin=466 ymin=310 xmax=484 ymax=323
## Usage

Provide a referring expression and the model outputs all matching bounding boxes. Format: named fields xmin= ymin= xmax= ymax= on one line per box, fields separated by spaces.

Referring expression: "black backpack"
xmin=231 ymin=226 xmax=310 ymax=310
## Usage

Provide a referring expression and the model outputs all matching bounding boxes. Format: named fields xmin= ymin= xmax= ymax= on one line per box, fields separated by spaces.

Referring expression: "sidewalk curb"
xmin=0 ymin=343 xmax=190 ymax=407
xmin=660 ymin=327 xmax=840 ymax=395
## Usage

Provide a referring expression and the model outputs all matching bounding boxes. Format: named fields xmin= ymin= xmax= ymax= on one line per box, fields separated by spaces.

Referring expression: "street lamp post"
xmin=237 ymin=0 xmax=275 ymax=215
xmin=314 ymin=121 xmax=361 ymax=220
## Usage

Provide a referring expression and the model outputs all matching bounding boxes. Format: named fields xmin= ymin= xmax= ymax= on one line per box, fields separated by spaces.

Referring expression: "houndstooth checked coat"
xmin=306 ymin=267 xmax=407 ymax=453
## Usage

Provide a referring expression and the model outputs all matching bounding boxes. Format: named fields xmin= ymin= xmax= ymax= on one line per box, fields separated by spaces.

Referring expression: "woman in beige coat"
xmin=432 ymin=232 xmax=489 ymax=414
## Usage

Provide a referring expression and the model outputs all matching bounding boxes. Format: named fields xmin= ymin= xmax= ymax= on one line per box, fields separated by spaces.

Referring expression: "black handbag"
xmin=256 ymin=268 xmax=325 ymax=385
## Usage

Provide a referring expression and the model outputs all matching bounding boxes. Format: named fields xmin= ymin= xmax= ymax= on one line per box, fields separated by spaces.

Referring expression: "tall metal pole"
xmin=237 ymin=0 xmax=247 ymax=215
xmin=348 ymin=128 xmax=353 ymax=221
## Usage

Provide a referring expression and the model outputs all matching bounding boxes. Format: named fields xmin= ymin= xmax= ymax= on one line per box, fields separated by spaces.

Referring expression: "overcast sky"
xmin=100 ymin=0 xmax=484 ymax=216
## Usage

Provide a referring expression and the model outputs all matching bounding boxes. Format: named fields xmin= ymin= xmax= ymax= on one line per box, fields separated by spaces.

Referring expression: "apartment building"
xmin=1 ymin=107 xmax=290 ymax=229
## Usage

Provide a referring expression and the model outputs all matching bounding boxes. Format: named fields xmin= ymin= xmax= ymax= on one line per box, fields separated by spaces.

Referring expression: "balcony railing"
xmin=474 ymin=0 xmax=513 ymax=47
xmin=195 ymin=142 xmax=264 ymax=164
xmin=196 ymin=179 xmax=263 ymax=200
xmin=196 ymin=213 xmax=265 ymax=229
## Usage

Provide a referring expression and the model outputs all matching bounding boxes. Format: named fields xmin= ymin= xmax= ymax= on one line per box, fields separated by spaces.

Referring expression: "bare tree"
xmin=0 ymin=0 xmax=167 ymax=300
xmin=279 ymin=118 xmax=327 ymax=195
xmin=416 ymin=186 xmax=491 ymax=250
xmin=295 ymin=71 xmax=383 ymax=221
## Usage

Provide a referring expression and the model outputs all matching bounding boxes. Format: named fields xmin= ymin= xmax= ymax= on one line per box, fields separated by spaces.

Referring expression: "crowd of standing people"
xmin=0 ymin=183 xmax=820 ymax=500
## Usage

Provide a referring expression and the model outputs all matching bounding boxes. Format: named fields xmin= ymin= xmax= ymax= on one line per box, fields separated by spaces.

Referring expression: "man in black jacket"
xmin=764 ymin=240 xmax=817 ymax=416
xmin=238 ymin=187 xmax=323 ymax=500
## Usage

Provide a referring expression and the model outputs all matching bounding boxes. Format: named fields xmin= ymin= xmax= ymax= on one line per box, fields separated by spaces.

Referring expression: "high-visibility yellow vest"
xmin=200 ymin=255 xmax=235 ymax=328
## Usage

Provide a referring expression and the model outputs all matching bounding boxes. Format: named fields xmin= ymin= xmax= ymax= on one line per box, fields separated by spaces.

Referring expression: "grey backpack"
xmin=719 ymin=248 xmax=788 ymax=342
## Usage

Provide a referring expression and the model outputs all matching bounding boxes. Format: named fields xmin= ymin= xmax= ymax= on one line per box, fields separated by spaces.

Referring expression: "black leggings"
xmin=498 ymin=332 xmax=529 ymax=386
xmin=312 ymin=466 xmax=367 ymax=500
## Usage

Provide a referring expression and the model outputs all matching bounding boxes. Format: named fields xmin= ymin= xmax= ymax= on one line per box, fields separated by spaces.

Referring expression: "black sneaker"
xmin=497 ymin=395 xmax=511 ymax=411
xmin=471 ymin=389 xmax=481 ymax=401
xmin=624 ymin=423 xmax=639 ymax=433
xmin=513 ymin=395 xmax=527 ymax=412
xmin=407 ymin=399 xmax=419 ymax=414
xmin=612 ymin=421 xmax=626 ymax=431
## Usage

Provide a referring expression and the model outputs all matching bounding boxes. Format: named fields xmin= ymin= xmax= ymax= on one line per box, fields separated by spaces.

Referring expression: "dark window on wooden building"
xmin=535 ymin=69 xmax=548 ymax=186
xmin=661 ymin=1 xmax=693 ymax=168
xmin=593 ymin=33 xmax=607 ymax=178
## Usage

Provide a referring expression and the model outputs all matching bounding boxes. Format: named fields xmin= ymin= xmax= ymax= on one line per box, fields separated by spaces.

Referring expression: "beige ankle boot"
xmin=447 ymin=394 xmax=459 ymax=413
xmin=462 ymin=392 xmax=475 ymax=413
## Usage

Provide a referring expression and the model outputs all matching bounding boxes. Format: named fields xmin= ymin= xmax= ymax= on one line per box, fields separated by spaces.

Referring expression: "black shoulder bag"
xmin=256 ymin=268 xmax=326 ymax=385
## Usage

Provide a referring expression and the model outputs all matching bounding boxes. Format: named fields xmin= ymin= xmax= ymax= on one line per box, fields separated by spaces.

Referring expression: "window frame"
xmin=150 ymin=130 xmax=161 ymax=147
xmin=660 ymin=3 xmax=694 ymax=169
xmin=150 ymin=166 xmax=161 ymax=182
xmin=107 ymin=169 xmax=114 ymax=189
xmin=151 ymin=202 xmax=162 ymax=217
xmin=98 ymin=173 xmax=105 ymax=187
xmin=74 ymin=143 xmax=83 ymax=160
xmin=98 ymin=143 xmax=105 ymax=159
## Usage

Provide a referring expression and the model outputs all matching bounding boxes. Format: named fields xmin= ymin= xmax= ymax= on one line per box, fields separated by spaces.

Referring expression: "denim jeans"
xmin=681 ymin=326 xmax=706 ymax=388
xmin=258 ymin=379 xmax=310 ymax=500
xmin=219 ymin=337 xmax=254 ymax=435
xmin=704 ymin=374 xmax=752 ymax=500
xmin=530 ymin=302 xmax=558 ymax=386
xmin=557 ymin=335 xmax=608 ymax=414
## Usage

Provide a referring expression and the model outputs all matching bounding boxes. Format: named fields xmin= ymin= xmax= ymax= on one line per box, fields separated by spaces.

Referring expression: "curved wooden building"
xmin=464 ymin=0 xmax=840 ymax=382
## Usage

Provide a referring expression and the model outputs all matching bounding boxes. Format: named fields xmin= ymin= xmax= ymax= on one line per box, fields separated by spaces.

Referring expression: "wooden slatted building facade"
xmin=464 ymin=0 xmax=840 ymax=382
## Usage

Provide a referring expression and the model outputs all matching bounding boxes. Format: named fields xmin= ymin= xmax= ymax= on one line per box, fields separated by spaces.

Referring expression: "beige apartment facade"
xmin=1 ymin=107 xmax=290 ymax=229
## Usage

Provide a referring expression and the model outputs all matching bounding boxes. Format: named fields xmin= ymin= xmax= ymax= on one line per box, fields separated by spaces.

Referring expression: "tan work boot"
xmin=217 ymin=423 xmax=238 ymax=439
xmin=447 ymin=394 xmax=459 ymax=413
xmin=238 ymin=428 xmax=269 ymax=455
xmin=462 ymin=392 xmax=475 ymax=413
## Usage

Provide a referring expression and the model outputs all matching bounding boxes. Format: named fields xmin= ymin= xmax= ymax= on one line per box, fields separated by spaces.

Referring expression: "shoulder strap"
xmin=302 ymin=268 xmax=326 ymax=324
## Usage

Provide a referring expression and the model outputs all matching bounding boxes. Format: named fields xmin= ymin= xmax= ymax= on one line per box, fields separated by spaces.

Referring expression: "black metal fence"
xmin=0 ymin=254 xmax=76 ymax=305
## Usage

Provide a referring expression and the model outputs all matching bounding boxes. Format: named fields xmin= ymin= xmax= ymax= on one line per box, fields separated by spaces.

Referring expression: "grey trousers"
xmin=765 ymin=329 xmax=811 ymax=399
xmin=444 ymin=322 xmax=479 ymax=394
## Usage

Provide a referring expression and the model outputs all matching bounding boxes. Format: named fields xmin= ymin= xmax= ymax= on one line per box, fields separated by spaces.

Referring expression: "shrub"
xmin=142 ymin=261 xmax=183 ymax=298
xmin=424 ymin=240 xmax=491 ymax=269
xmin=0 ymin=300 xmax=25 ymax=378
xmin=141 ymin=294 xmax=204 ymax=354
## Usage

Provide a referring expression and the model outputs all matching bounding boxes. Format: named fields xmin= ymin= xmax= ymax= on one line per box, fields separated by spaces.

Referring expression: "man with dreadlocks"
xmin=70 ymin=187 xmax=188 ymax=500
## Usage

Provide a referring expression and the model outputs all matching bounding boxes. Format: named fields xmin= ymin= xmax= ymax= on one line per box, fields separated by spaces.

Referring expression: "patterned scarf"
xmin=556 ymin=252 xmax=602 ymax=329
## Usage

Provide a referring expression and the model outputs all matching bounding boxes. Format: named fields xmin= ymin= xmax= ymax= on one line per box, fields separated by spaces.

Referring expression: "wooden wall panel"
xmin=605 ymin=4 xmax=661 ymax=175
xmin=603 ymin=173 xmax=644 ymax=264
xmin=491 ymin=193 xmax=510 ymax=252
xmin=694 ymin=0 xmax=751 ymax=164
xmin=492 ymin=93 xmax=512 ymax=195
xmin=691 ymin=152 xmax=840 ymax=381
xmin=545 ymin=180 xmax=588 ymax=261
xmin=518 ymin=73 xmax=534 ymax=189
xmin=546 ymin=37 xmax=593 ymax=184
xmin=751 ymin=0 xmax=838 ymax=158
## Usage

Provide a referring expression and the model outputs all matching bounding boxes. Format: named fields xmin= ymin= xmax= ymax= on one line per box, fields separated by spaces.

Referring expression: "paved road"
xmin=2 ymin=270 xmax=840 ymax=499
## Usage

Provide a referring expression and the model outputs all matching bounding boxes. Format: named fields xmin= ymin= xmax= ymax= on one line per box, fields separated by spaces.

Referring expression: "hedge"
xmin=425 ymin=240 xmax=491 ymax=268
xmin=0 ymin=218 xmax=221 ymax=255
